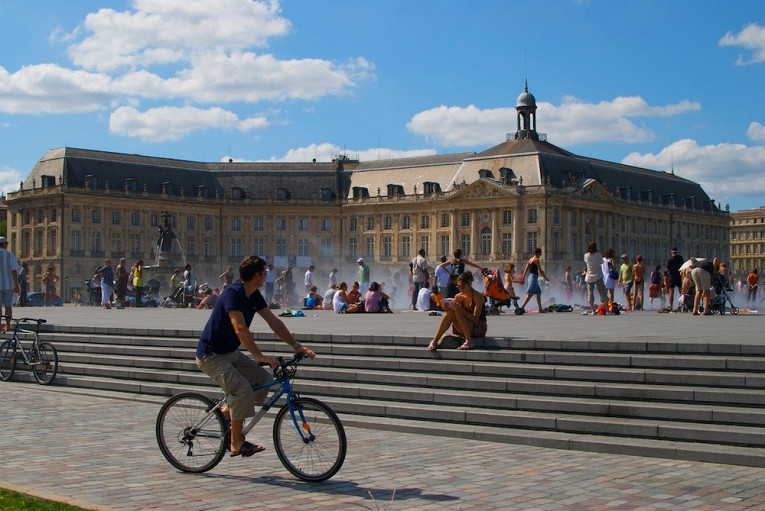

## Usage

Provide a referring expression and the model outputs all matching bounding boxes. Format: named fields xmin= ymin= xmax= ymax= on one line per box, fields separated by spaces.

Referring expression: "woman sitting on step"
xmin=427 ymin=271 xmax=486 ymax=351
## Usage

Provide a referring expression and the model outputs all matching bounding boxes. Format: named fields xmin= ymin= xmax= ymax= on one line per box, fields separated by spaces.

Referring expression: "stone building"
xmin=730 ymin=206 xmax=765 ymax=276
xmin=7 ymin=86 xmax=729 ymax=301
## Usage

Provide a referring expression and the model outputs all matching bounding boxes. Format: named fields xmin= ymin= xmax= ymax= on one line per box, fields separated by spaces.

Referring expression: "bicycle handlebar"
xmin=273 ymin=352 xmax=306 ymax=379
xmin=11 ymin=318 xmax=47 ymax=325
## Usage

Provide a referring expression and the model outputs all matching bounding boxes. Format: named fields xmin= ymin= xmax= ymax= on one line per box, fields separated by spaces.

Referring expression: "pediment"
xmin=575 ymin=178 xmax=617 ymax=203
xmin=449 ymin=178 xmax=516 ymax=200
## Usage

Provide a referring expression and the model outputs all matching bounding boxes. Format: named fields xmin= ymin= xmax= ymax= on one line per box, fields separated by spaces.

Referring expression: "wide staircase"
xmin=20 ymin=324 xmax=765 ymax=467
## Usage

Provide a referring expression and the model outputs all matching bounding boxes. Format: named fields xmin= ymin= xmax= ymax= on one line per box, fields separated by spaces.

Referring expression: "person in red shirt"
xmin=747 ymin=268 xmax=759 ymax=305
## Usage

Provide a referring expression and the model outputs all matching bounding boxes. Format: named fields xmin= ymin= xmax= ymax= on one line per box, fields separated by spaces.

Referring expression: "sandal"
xmin=457 ymin=343 xmax=475 ymax=350
xmin=427 ymin=341 xmax=439 ymax=351
xmin=230 ymin=440 xmax=265 ymax=457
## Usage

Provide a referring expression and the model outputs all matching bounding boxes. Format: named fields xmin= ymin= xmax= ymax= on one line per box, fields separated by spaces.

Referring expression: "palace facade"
xmin=730 ymin=206 xmax=765 ymax=276
xmin=7 ymin=86 xmax=730 ymax=300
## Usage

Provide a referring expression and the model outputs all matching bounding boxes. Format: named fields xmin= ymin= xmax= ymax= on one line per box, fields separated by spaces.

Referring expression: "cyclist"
xmin=196 ymin=256 xmax=315 ymax=457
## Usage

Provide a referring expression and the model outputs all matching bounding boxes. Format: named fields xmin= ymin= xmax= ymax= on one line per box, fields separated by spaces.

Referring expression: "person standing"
xmin=219 ymin=266 xmax=235 ymax=289
xmin=41 ymin=265 xmax=59 ymax=306
xmin=691 ymin=258 xmax=718 ymax=315
xmin=183 ymin=263 xmax=196 ymax=307
xmin=97 ymin=258 xmax=114 ymax=309
xmin=632 ymin=255 xmax=646 ymax=311
xmin=132 ymin=259 xmax=145 ymax=307
xmin=17 ymin=261 xmax=28 ymax=307
xmin=115 ymin=258 xmax=130 ymax=308
xmin=519 ymin=248 xmax=549 ymax=313
xmin=328 ymin=268 xmax=338 ymax=289
xmin=434 ymin=256 xmax=451 ymax=292
xmin=265 ymin=264 xmax=275 ymax=303
xmin=617 ymin=254 xmax=634 ymax=311
xmin=357 ymin=258 xmax=370 ymax=295
xmin=304 ymin=265 xmax=315 ymax=294
xmin=410 ymin=249 xmax=429 ymax=310
xmin=666 ymin=247 xmax=684 ymax=311
xmin=195 ymin=256 xmax=315 ymax=456
xmin=747 ymin=268 xmax=759 ymax=305
xmin=584 ymin=241 xmax=608 ymax=314
xmin=0 ymin=237 xmax=19 ymax=333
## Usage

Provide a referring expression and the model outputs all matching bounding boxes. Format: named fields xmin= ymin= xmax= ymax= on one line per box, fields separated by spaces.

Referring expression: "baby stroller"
xmin=85 ymin=277 xmax=101 ymax=306
xmin=708 ymin=274 xmax=739 ymax=315
xmin=163 ymin=283 xmax=195 ymax=308
xmin=482 ymin=268 xmax=520 ymax=315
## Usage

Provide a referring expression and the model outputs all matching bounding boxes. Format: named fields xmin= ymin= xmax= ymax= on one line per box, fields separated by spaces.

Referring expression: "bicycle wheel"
xmin=273 ymin=397 xmax=346 ymax=482
xmin=0 ymin=339 xmax=17 ymax=381
xmin=156 ymin=392 xmax=227 ymax=473
xmin=32 ymin=341 xmax=58 ymax=385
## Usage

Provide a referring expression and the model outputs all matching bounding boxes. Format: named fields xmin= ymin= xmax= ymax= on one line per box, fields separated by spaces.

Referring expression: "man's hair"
xmin=587 ymin=241 xmax=597 ymax=253
xmin=240 ymin=256 xmax=266 ymax=282
xmin=418 ymin=248 xmax=425 ymax=256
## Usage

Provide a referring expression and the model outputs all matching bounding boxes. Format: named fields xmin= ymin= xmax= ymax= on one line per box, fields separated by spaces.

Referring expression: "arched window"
xmin=232 ymin=187 xmax=247 ymax=199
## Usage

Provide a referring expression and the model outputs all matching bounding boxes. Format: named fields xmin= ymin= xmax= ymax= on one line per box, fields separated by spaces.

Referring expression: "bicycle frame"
xmin=7 ymin=327 xmax=40 ymax=365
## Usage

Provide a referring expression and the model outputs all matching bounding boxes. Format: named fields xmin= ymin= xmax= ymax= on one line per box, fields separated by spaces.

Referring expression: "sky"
xmin=0 ymin=0 xmax=763 ymax=212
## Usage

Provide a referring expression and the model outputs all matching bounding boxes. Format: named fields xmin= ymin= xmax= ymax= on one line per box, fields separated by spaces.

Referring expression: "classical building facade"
xmin=7 ymin=86 xmax=730 ymax=301
xmin=730 ymin=206 xmax=765 ymax=276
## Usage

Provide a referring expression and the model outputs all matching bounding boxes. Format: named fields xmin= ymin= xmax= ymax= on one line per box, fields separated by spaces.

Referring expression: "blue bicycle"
xmin=155 ymin=353 xmax=346 ymax=481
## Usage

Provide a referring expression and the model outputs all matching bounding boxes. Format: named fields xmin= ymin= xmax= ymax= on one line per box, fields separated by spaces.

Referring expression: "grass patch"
xmin=0 ymin=488 xmax=92 ymax=511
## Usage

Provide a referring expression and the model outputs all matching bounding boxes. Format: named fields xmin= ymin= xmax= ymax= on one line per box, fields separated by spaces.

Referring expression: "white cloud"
xmin=257 ymin=143 xmax=436 ymax=162
xmin=719 ymin=23 xmax=765 ymax=65
xmin=109 ymin=105 xmax=268 ymax=142
xmin=622 ymin=139 xmax=765 ymax=203
xmin=68 ymin=0 xmax=291 ymax=73
xmin=0 ymin=165 xmax=23 ymax=196
xmin=746 ymin=121 xmax=765 ymax=142
xmin=0 ymin=64 xmax=113 ymax=114
xmin=407 ymin=96 xmax=700 ymax=147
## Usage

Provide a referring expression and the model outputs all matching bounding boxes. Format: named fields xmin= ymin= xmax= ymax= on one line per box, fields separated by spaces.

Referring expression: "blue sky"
xmin=1 ymin=0 xmax=763 ymax=211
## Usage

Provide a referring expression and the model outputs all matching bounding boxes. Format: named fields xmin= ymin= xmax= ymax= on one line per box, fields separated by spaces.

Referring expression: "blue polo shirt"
xmin=196 ymin=280 xmax=267 ymax=358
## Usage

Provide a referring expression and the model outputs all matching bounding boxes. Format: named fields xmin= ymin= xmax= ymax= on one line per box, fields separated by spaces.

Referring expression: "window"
xmin=186 ymin=236 xmax=195 ymax=257
xmin=460 ymin=234 xmax=470 ymax=254
xmin=72 ymin=209 xmax=81 ymax=223
xmin=527 ymin=232 xmax=537 ymax=254
xmin=130 ymin=234 xmax=140 ymax=256
xmin=349 ymin=238 xmax=357 ymax=258
xmin=50 ymin=208 xmax=57 ymax=223
xmin=367 ymin=217 xmax=375 ymax=230
xmin=441 ymin=213 xmax=450 ymax=228
xmin=420 ymin=236 xmax=429 ymax=255
xmin=366 ymin=237 xmax=374 ymax=257
xmin=440 ymin=235 xmax=450 ymax=257
xmin=37 ymin=209 xmax=44 ymax=224
xmin=92 ymin=210 xmax=101 ymax=224
xmin=570 ymin=234 xmax=578 ymax=256
xmin=350 ymin=218 xmax=358 ymax=232
xmin=383 ymin=236 xmax=392 ymax=258
xmin=552 ymin=208 xmax=559 ymax=225
xmin=298 ymin=218 xmax=309 ymax=231
xmin=321 ymin=239 xmax=332 ymax=258
xmin=421 ymin=215 xmax=430 ymax=229
xmin=47 ymin=229 xmax=57 ymax=255
xmin=253 ymin=238 xmax=264 ymax=256
xmin=528 ymin=209 xmax=537 ymax=223
xmin=150 ymin=214 xmax=159 ymax=228
xmin=112 ymin=211 xmax=120 ymax=225
xmin=187 ymin=216 xmax=195 ymax=230
xmin=320 ymin=188 xmax=334 ymax=201
xmin=131 ymin=212 xmax=140 ymax=226
xmin=502 ymin=233 xmax=512 ymax=255
xmin=384 ymin=216 xmax=392 ymax=230
xmin=276 ymin=239 xmax=287 ymax=257
xmin=254 ymin=218 xmax=264 ymax=231
xmin=231 ymin=218 xmax=241 ymax=231
xmin=230 ymin=238 xmax=242 ymax=258
xmin=552 ymin=232 xmax=560 ymax=254
xmin=423 ymin=181 xmax=441 ymax=195
xmin=71 ymin=231 xmax=81 ymax=253
xmin=461 ymin=212 xmax=470 ymax=227
xmin=276 ymin=219 xmax=286 ymax=231
xmin=91 ymin=232 xmax=102 ymax=253
xmin=401 ymin=236 xmax=410 ymax=258
xmin=231 ymin=187 xmax=246 ymax=199
xmin=111 ymin=233 xmax=121 ymax=252
xmin=387 ymin=184 xmax=404 ymax=197
xmin=321 ymin=219 xmax=331 ymax=231
xmin=480 ymin=228 xmax=491 ymax=255
xmin=502 ymin=210 xmax=512 ymax=225
xmin=402 ymin=216 xmax=411 ymax=229
xmin=298 ymin=239 xmax=309 ymax=257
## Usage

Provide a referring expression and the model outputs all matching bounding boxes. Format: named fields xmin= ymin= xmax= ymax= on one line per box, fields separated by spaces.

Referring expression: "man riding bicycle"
xmin=196 ymin=256 xmax=315 ymax=457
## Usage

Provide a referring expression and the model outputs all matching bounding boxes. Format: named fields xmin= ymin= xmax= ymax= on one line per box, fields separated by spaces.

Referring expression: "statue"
xmin=157 ymin=211 xmax=176 ymax=255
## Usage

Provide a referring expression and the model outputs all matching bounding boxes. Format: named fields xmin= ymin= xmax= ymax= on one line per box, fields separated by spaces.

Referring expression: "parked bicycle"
xmin=156 ymin=353 xmax=346 ymax=481
xmin=0 ymin=318 xmax=59 ymax=385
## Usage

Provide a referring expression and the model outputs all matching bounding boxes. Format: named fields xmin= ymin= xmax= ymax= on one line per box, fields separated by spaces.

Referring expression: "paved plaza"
xmin=1 ymin=306 xmax=764 ymax=510
xmin=2 ymin=384 xmax=765 ymax=511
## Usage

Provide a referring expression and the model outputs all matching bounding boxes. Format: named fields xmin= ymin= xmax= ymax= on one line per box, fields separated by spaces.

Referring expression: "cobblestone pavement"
xmin=2 ymin=384 xmax=764 ymax=511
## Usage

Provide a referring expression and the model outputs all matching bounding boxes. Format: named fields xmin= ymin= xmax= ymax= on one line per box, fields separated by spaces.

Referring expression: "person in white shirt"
xmin=416 ymin=280 xmax=433 ymax=312
xmin=304 ymin=265 xmax=315 ymax=293
xmin=0 ymin=237 xmax=19 ymax=333
xmin=434 ymin=255 xmax=451 ymax=292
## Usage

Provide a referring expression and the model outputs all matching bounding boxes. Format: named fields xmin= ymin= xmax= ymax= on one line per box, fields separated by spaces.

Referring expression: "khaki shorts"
xmin=196 ymin=350 xmax=272 ymax=421
xmin=691 ymin=268 xmax=711 ymax=292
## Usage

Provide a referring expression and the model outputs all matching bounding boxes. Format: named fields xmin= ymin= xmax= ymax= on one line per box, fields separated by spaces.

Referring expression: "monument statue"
xmin=156 ymin=211 xmax=176 ymax=260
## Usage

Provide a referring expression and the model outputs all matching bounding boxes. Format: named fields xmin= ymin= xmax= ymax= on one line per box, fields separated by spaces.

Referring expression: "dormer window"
xmin=499 ymin=168 xmax=516 ymax=184
xmin=274 ymin=187 xmax=289 ymax=200
xmin=478 ymin=169 xmax=494 ymax=179
xmin=40 ymin=175 xmax=56 ymax=188
xmin=387 ymin=184 xmax=404 ymax=197
xmin=196 ymin=185 xmax=209 ymax=198
xmin=232 ymin=187 xmax=247 ymax=199
xmin=161 ymin=181 xmax=174 ymax=194
xmin=85 ymin=174 xmax=99 ymax=188
xmin=320 ymin=188 xmax=334 ymax=201
xmin=124 ymin=178 xmax=139 ymax=192
xmin=352 ymin=186 xmax=369 ymax=199
xmin=422 ymin=181 xmax=441 ymax=195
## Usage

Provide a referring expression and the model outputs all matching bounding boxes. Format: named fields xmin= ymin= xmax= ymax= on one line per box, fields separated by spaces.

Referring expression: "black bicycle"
xmin=0 ymin=318 xmax=58 ymax=385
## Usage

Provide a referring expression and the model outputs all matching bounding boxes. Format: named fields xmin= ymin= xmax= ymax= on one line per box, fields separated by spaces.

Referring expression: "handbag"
xmin=472 ymin=318 xmax=487 ymax=338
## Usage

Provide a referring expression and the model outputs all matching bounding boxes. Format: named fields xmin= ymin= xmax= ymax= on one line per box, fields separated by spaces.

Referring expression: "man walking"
xmin=666 ymin=247 xmax=684 ymax=311
xmin=0 ymin=237 xmax=19 ymax=333
xmin=357 ymin=258 xmax=370 ymax=295
xmin=410 ymin=249 xmax=429 ymax=310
